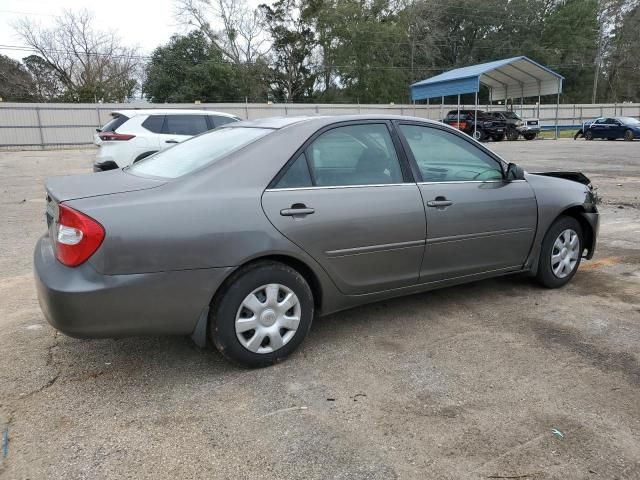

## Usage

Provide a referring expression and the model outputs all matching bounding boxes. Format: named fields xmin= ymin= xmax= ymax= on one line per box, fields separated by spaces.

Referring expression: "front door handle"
xmin=427 ymin=197 xmax=453 ymax=208
xmin=165 ymin=139 xmax=179 ymax=144
xmin=280 ymin=204 xmax=315 ymax=216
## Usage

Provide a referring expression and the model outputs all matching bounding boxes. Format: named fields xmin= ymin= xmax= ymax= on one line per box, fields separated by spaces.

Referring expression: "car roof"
xmin=232 ymin=115 xmax=445 ymax=130
xmin=112 ymin=109 xmax=238 ymax=118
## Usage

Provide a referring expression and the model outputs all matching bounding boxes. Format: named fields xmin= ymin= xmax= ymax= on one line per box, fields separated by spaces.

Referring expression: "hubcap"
xmin=551 ymin=229 xmax=580 ymax=279
xmin=235 ymin=283 xmax=301 ymax=354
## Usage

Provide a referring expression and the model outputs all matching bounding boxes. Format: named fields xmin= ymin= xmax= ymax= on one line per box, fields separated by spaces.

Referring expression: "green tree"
xmin=260 ymin=0 xmax=318 ymax=101
xmin=143 ymin=31 xmax=242 ymax=102
xmin=0 ymin=54 xmax=37 ymax=101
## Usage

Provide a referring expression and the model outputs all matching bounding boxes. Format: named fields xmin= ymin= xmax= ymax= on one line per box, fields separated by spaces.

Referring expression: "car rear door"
xmin=396 ymin=122 xmax=537 ymax=283
xmin=590 ymin=118 xmax=608 ymax=138
xmin=158 ymin=114 xmax=209 ymax=148
xmin=261 ymin=121 xmax=426 ymax=295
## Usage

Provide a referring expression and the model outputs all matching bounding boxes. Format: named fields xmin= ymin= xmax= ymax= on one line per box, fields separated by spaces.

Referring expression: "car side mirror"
xmin=506 ymin=162 xmax=525 ymax=181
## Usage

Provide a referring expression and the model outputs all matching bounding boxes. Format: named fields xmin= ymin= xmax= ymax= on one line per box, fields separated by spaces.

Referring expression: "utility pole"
xmin=592 ymin=3 xmax=606 ymax=104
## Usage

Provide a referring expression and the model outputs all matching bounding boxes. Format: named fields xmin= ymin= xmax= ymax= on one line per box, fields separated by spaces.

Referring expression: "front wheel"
xmin=523 ymin=132 xmax=537 ymax=140
xmin=624 ymin=129 xmax=635 ymax=141
xmin=209 ymin=261 xmax=314 ymax=368
xmin=585 ymin=130 xmax=594 ymax=140
xmin=492 ymin=133 xmax=505 ymax=142
xmin=506 ymin=128 xmax=520 ymax=141
xmin=536 ymin=216 xmax=583 ymax=288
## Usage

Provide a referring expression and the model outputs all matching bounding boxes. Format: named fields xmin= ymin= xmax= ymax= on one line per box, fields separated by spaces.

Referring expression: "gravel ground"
xmin=0 ymin=139 xmax=639 ymax=480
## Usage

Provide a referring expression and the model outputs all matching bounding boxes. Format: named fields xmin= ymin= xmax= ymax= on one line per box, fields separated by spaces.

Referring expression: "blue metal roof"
xmin=410 ymin=56 xmax=564 ymax=102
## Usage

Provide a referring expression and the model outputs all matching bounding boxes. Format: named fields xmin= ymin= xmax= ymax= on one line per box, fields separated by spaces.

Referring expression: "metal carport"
xmin=410 ymin=56 xmax=564 ymax=138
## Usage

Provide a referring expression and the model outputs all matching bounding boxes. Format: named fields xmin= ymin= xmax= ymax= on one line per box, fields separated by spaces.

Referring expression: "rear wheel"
xmin=585 ymin=130 xmax=594 ymax=140
xmin=209 ymin=261 xmax=314 ymax=368
xmin=536 ymin=216 xmax=583 ymax=288
xmin=506 ymin=128 xmax=520 ymax=141
xmin=473 ymin=129 xmax=487 ymax=142
xmin=624 ymin=129 xmax=635 ymax=141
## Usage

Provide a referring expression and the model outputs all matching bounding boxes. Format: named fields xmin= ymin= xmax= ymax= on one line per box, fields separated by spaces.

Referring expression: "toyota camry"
xmin=35 ymin=116 xmax=600 ymax=367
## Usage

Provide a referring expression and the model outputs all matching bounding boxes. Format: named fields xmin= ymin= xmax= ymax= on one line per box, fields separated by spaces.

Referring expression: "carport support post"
xmin=537 ymin=82 xmax=541 ymax=119
xmin=555 ymin=79 xmax=561 ymax=140
xmin=457 ymin=95 xmax=460 ymax=128
xmin=474 ymin=91 xmax=478 ymax=138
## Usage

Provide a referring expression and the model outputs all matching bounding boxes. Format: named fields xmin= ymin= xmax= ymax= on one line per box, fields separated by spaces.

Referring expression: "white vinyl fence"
xmin=1 ymin=101 xmax=639 ymax=149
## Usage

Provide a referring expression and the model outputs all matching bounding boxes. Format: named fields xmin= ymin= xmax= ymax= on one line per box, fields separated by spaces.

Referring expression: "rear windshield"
xmin=618 ymin=117 xmax=640 ymax=125
xmin=446 ymin=112 xmax=470 ymax=120
xmin=100 ymin=114 xmax=129 ymax=132
xmin=128 ymin=127 xmax=272 ymax=178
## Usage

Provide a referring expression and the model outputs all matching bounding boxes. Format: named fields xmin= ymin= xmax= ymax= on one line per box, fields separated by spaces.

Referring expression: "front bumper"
xmin=582 ymin=211 xmax=600 ymax=260
xmin=517 ymin=126 xmax=541 ymax=133
xmin=34 ymin=236 xmax=233 ymax=338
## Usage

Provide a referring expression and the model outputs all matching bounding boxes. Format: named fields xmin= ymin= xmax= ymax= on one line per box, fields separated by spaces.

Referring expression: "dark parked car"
xmin=442 ymin=110 xmax=506 ymax=142
xmin=489 ymin=111 xmax=540 ymax=141
xmin=583 ymin=117 xmax=640 ymax=141
xmin=35 ymin=115 xmax=599 ymax=368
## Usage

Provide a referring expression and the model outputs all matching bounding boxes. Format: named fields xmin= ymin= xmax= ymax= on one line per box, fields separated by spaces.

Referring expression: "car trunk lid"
xmin=46 ymin=169 xmax=166 ymax=203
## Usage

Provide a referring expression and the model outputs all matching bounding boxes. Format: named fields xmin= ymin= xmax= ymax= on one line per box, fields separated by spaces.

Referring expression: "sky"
xmin=0 ymin=0 xmax=183 ymax=61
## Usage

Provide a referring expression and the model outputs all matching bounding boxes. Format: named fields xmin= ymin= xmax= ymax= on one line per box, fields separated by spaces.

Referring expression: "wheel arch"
xmin=556 ymin=206 xmax=596 ymax=258
xmin=192 ymin=253 xmax=325 ymax=348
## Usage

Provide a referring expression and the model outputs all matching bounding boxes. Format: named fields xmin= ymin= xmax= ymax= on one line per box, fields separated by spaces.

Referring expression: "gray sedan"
xmin=35 ymin=116 xmax=599 ymax=367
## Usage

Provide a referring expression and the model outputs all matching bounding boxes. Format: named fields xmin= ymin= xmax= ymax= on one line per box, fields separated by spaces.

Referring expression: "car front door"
xmin=396 ymin=122 xmax=538 ymax=283
xmin=261 ymin=122 xmax=426 ymax=295
xmin=610 ymin=119 xmax=624 ymax=138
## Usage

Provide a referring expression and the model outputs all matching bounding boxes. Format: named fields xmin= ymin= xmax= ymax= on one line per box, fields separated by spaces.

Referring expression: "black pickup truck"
xmin=442 ymin=110 xmax=507 ymax=142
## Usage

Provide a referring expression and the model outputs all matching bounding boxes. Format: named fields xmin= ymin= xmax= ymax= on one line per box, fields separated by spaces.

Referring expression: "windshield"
xmin=503 ymin=112 xmax=520 ymax=119
xmin=128 ymin=127 xmax=272 ymax=178
xmin=618 ymin=117 xmax=640 ymax=125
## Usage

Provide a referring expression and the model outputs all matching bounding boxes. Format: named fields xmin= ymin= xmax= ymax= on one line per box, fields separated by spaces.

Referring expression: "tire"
xmin=536 ymin=216 xmax=583 ymax=289
xmin=492 ymin=133 xmax=505 ymax=142
xmin=585 ymin=130 xmax=594 ymax=141
xmin=473 ymin=129 xmax=487 ymax=142
xmin=506 ymin=128 xmax=519 ymax=141
xmin=523 ymin=132 xmax=537 ymax=141
xmin=209 ymin=261 xmax=314 ymax=368
xmin=624 ymin=129 xmax=635 ymax=141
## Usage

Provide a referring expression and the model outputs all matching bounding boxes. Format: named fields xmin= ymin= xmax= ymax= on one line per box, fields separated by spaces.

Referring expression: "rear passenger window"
xmin=164 ymin=115 xmax=209 ymax=135
xmin=275 ymin=154 xmax=312 ymax=188
xmin=142 ymin=115 xmax=165 ymax=133
xmin=306 ymin=124 xmax=403 ymax=187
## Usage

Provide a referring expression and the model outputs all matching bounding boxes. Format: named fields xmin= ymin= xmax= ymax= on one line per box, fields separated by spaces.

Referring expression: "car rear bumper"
xmin=34 ymin=235 xmax=233 ymax=338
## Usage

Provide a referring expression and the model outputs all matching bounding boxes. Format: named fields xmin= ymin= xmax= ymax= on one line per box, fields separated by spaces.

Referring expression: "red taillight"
xmin=98 ymin=132 xmax=135 ymax=141
xmin=54 ymin=204 xmax=105 ymax=267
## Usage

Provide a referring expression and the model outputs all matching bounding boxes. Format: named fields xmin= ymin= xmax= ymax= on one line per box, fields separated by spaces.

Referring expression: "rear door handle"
xmin=427 ymin=197 xmax=453 ymax=208
xmin=280 ymin=204 xmax=315 ymax=216
xmin=165 ymin=139 xmax=178 ymax=144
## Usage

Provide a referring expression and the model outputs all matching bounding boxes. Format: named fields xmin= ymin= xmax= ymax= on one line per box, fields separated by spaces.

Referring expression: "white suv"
xmin=93 ymin=109 xmax=240 ymax=171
